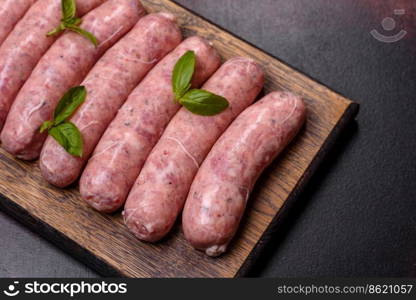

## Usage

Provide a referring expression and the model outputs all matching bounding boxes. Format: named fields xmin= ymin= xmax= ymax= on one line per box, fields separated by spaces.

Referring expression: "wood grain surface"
xmin=0 ymin=0 xmax=358 ymax=278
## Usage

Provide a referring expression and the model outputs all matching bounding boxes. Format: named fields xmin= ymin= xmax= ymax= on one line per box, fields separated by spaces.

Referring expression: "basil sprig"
xmin=172 ymin=51 xmax=229 ymax=116
xmin=180 ymin=89 xmax=229 ymax=116
xmin=40 ymin=86 xmax=86 ymax=157
xmin=47 ymin=0 xmax=98 ymax=47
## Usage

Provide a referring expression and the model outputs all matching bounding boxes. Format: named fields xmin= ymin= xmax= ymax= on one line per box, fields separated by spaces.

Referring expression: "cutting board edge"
xmin=0 ymin=102 xmax=358 ymax=278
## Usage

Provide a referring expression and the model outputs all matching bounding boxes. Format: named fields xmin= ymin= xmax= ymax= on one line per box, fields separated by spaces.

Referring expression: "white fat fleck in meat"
xmin=25 ymin=100 xmax=44 ymax=120
xmin=79 ymin=120 xmax=100 ymax=132
xmin=122 ymin=208 xmax=137 ymax=224
xmin=164 ymin=136 xmax=199 ymax=169
xmin=40 ymin=151 xmax=58 ymax=176
xmin=115 ymin=52 xmax=158 ymax=65
xmin=89 ymin=141 xmax=119 ymax=160
xmin=98 ymin=25 xmax=124 ymax=48
xmin=199 ymin=185 xmax=221 ymax=225
xmin=90 ymin=130 xmax=143 ymax=167
xmin=199 ymin=182 xmax=249 ymax=227
xmin=229 ymin=57 xmax=258 ymax=74
xmin=107 ymin=141 xmax=127 ymax=167
xmin=83 ymin=74 xmax=127 ymax=90
xmin=123 ymin=207 xmax=158 ymax=236
xmin=275 ymin=94 xmax=298 ymax=125
xmin=27 ymin=13 xmax=49 ymax=28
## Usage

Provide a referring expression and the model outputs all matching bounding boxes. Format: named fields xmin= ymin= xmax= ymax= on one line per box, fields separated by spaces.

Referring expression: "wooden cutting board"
xmin=0 ymin=0 xmax=359 ymax=278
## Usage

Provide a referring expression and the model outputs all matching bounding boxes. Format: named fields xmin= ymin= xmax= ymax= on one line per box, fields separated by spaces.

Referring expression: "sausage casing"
xmin=0 ymin=0 xmax=106 ymax=130
xmin=1 ymin=0 xmax=145 ymax=160
xmin=80 ymin=36 xmax=221 ymax=213
xmin=183 ymin=91 xmax=306 ymax=256
xmin=0 ymin=0 xmax=36 ymax=46
xmin=124 ymin=57 xmax=265 ymax=242
xmin=39 ymin=13 xmax=182 ymax=187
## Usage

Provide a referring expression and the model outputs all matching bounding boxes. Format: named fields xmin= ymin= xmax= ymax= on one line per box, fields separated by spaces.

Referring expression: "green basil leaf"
xmin=49 ymin=122 xmax=83 ymax=157
xmin=54 ymin=86 xmax=86 ymax=126
xmin=65 ymin=17 xmax=82 ymax=26
xmin=39 ymin=120 xmax=54 ymax=133
xmin=172 ymin=50 xmax=195 ymax=100
xmin=44 ymin=84 xmax=85 ymax=157
xmin=62 ymin=0 xmax=77 ymax=20
xmin=47 ymin=0 xmax=81 ymax=38
xmin=65 ymin=24 xmax=98 ymax=46
xmin=180 ymin=89 xmax=229 ymax=116
xmin=46 ymin=23 xmax=65 ymax=36
xmin=49 ymin=125 xmax=68 ymax=150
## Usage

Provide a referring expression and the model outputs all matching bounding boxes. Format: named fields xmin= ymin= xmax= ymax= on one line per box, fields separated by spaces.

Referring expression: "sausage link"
xmin=80 ymin=36 xmax=221 ymax=213
xmin=124 ymin=57 xmax=265 ymax=242
xmin=183 ymin=91 xmax=306 ymax=256
xmin=0 ymin=0 xmax=36 ymax=46
xmin=39 ymin=13 xmax=182 ymax=187
xmin=1 ymin=0 xmax=145 ymax=160
xmin=0 ymin=0 xmax=106 ymax=130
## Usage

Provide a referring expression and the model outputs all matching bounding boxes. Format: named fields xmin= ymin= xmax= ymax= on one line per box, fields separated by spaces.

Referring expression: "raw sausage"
xmin=39 ymin=13 xmax=182 ymax=187
xmin=1 ymin=0 xmax=144 ymax=160
xmin=183 ymin=92 xmax=305 ymax=256
xmin=183 ymin=91 xmax=306 ymax=256
xmin=124 ymin=57 xmax=264 ymax=242
xmin=0 ymin=0 xmax=36 ymax=46
xmin=124 ymin=58 xmax=264 ymax=242
xmin=81 ymin=36 xmax=220 ymax=213
xmin=0 ymin=0 xmax=106 ymax=130
xmin=80 ymin=36 xmax=221 ymax=213
xmin=1 ymin=0 xmax=145 ymax=160
xmin=40 ymin=12 xmax=180 ymax=187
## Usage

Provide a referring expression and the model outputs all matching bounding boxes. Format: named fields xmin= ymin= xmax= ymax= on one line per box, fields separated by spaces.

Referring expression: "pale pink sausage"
xmin=39 ymin=13 xmax=182 ymax=188
xmin=1 ymin=0 xmax=145 ymax=160
xmin=0 ymin=0 xmax=36 ymax=46
xmin=183 ymin=91 xmax=306 ymax=256
xmin=124 ymin=57 xmax=265 ymax=242
xmin=80 ymin=36 xmax=221 ymax=213
xmin=0 ymin=0 xmax=107 ymax=130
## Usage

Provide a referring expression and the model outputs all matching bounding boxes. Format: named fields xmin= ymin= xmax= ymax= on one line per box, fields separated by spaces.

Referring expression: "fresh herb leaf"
xmin=180 ymin=89 xmax=229 ymax=116
xmin=39 ymin=120 xmax=54 ymax=133
xmin=47 ymin=23 xmax=66 ymax=36
xmin=62 ymin=0 xmax=77 ymax=21
xmin=49 ymin=122 xmax=83 ymax=157
xmin=172 ymin=51 xmax=195 ymax=100
xmin=49 ymin=124 xmax=68 ymax=150
xmin=64 ymin=17 xmax=82 ymax=26
xmin=54 ymin=86 xmax=86 ymax=126
xmin=39 ymin=86 xmax=86 ymax=157
xmin=65 ymin=24 xmax=98 ymax=47
xmin=171 ymin=51 xmax=230 ymax=116
xmin=46 ymin=0 xmax=98 ymax=47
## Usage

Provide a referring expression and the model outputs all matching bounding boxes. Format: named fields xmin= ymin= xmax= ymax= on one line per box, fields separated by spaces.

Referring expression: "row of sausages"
xmin=0 ymin=0 xmax=306 ymax=256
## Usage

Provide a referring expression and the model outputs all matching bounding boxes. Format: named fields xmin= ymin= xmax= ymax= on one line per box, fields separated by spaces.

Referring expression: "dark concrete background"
xmin=0 ymin=0 xmax=415 ymax=277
